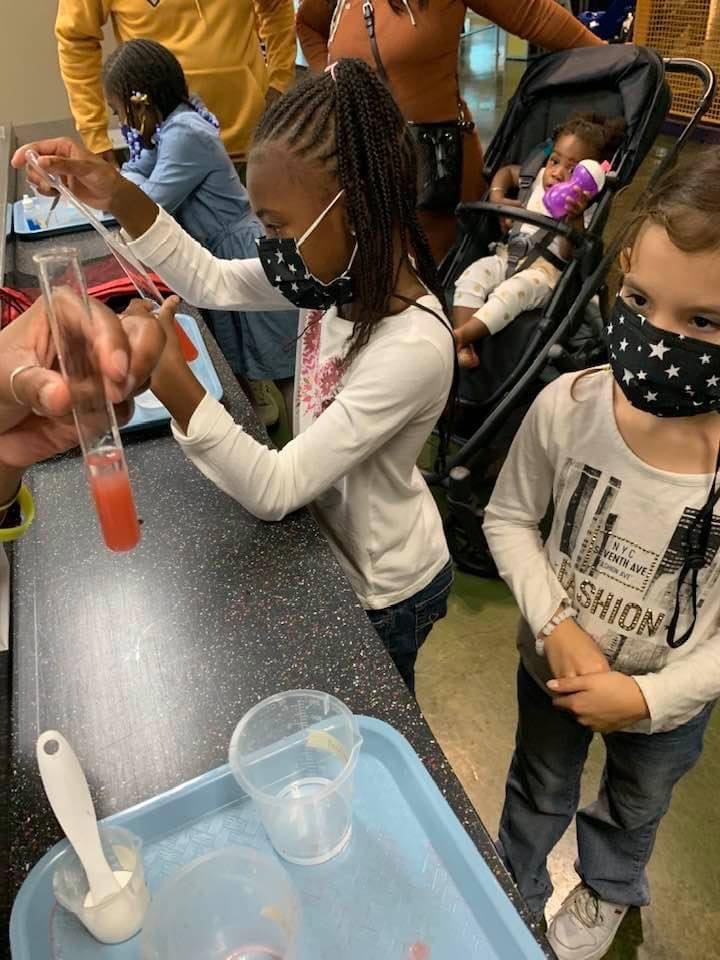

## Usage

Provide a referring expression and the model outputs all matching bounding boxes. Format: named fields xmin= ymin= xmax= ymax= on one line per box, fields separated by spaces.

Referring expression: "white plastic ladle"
xmin=36 ymin=730 xmax=121 ymax=906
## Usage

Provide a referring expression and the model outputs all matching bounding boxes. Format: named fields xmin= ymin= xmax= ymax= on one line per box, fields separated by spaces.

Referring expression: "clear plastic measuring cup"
xmin=53 ymin=824 xmax=150 ymax=944
xmin=139 ymin=847 xmax=300 ymax=960
xmin=229 ymin=691 xmax=363 ymax=865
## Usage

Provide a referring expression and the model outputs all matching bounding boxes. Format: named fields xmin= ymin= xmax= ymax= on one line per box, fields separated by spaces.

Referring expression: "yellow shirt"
xmin=56 ymin=0 xmax=297 ymax=160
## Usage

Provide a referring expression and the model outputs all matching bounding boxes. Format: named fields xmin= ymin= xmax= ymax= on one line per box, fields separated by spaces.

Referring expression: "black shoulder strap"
xmin=362 ymin=0 xmax=468 ymax=124
xmin=362 ymin=1 xmax=390 ymax=84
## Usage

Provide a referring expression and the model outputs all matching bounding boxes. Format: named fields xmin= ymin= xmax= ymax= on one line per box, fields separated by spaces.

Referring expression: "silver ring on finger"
xmin=9 ymin=363 xmax=41 ymax=406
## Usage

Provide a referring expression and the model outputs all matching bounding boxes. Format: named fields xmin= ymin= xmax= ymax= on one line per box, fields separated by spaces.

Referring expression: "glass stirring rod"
xmin=35 ymin=248 xmax=142 ymax=553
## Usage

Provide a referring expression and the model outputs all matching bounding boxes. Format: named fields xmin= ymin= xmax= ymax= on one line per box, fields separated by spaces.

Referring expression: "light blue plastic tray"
xmin=10 ymin=718 xmax=544 ymax=960
xmin=13 ymin=197 xmax=116 ymax=239
xmin=121 ymin=313 xmax=222 ymax=433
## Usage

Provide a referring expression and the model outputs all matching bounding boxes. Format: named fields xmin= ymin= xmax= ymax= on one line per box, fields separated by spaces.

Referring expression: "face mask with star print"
xmin=604 ymin=296 xmax=720 ymax=417
xmin=255 ymin=190 xmax=357 ymax=311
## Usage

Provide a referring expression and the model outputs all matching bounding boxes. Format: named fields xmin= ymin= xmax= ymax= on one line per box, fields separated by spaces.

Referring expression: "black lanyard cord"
xmin=666 ymin=444 xmax=720 ymax=649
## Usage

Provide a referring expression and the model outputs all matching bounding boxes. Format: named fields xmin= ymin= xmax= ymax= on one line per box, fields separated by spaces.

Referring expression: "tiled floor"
xmin=414 ymin=23 xmax=720 ymax=960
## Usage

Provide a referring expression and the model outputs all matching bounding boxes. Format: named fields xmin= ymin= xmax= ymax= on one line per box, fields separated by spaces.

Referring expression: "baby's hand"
xmin=454 ymin=325 xmax=483 ymax=367
xmin=496 ymin=197 xmax=523 ymax=236
xmin=457 ymin=344 xmax=479 ymax=369
xmin=564 ymin=184 xmax=591 ymax=220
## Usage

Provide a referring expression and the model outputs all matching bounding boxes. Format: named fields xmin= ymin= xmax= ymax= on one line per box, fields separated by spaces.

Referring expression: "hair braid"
xmin=252 ymin=58 xmax=445 ymax=365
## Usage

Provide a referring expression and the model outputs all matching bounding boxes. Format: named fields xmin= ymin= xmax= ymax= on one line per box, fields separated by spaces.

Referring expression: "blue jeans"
xmin=367 ymin=561 xmax=454 ymax=695
xmin=500 ymin=663 xmax=714 ymax=914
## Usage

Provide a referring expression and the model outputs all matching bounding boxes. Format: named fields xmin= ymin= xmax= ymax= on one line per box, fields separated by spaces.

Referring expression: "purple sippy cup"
xmin=543 ymin=159 xmax=608 ymax=219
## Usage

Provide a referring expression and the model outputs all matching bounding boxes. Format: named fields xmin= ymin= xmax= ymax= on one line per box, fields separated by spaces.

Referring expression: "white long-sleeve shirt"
xmin=129 ymin=208 xmax=453 ymax=609
xmin=484 ymin=368 xmax=720 ymax=734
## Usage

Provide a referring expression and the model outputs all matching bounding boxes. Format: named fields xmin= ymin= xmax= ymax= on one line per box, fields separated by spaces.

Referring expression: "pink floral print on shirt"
xmin=298 ymin=310 xmax=345 ymax=418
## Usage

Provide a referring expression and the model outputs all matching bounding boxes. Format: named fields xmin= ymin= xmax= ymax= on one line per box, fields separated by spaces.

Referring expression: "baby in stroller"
xmin=452 ymin=112 xmax=626 ymax=369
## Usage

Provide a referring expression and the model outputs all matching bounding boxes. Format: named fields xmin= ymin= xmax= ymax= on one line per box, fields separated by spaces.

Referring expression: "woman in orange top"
xmin=297 ymin=0 xmax=602 ymax=261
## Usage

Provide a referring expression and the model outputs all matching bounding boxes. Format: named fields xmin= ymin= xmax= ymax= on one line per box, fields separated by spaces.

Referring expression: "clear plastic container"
xmin=52 ymin=825 xmax=150 ymax=944
xmin=139 ymin=846 xmax=300 ymax=960
xmin=229 ymin=690 xmax=363 ymax=866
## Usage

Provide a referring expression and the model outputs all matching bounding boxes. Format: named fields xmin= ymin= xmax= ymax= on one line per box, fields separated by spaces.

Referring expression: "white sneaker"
xmin=248 ymin=380 xmax=279 ymax=427
xmin=547 ymin=884 xmax=628 ymax=960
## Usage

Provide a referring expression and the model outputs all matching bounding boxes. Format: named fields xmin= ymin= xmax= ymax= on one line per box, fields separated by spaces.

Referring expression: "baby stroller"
xmin=429 ymin=44 xmax=716 ymax=577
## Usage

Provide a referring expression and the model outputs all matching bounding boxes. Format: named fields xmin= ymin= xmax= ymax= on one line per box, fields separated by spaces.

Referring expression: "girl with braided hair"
xmin=19 ymin=58 xmax=455 ymax=693
xmin=103 ymin=39 xmax=297 ymax=427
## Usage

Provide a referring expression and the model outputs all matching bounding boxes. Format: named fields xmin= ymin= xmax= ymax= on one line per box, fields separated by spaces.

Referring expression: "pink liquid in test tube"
xmin=86 ymin=447 xmax=141 ymax=552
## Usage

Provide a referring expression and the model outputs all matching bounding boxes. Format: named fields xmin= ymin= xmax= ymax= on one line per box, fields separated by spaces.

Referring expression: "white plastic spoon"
xmin=36 ymin=730 xmax=121 ymax=906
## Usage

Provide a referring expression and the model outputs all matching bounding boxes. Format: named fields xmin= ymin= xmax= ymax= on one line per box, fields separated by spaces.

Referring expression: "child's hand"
xmin=149 ymin=297 xmax=190 ymax=390
xmin=453 ymin=327 xmax=480 ymax=369
xmin=150 ymin=296 xmax=205 ymax=399
xmin=544 ymin=618 xmax=610 ymax=679
xmin=547 ymin=672 xmax=650 ymax=732
xmin=14 ymin=138 xmax=122 ymax=211
xmin=97 ymin=149 xmax=119 ymax=169
xmin=457 ymin=344 xmax=479 ymax=369
xmin=563 ymin=184 xmax=590 ymax=220
xmin=496 ymin=197 xmax=523 ymax=236
xmin=150 ymin=297 xmax=207 ymax=433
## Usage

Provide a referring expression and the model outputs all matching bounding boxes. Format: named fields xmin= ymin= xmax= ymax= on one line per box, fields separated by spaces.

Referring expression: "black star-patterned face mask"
xmin=255 ymin=190 xmax=357 ymax=311
xmin=604 ymin=296 xmax=720 ymax=418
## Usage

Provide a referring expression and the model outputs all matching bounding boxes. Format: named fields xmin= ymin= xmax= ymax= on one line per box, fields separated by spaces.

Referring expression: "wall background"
xmin=0 ymin=2 xmax=115 ymax=126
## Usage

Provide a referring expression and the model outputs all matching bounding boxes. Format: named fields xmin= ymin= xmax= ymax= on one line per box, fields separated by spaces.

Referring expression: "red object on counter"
xmin=1 ymin=287 xmax=34 ymax=327
xmin=173 ymin=318 xmax=199 ymax=362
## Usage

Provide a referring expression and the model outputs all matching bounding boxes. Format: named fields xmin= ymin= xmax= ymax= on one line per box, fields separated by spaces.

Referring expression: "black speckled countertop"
xmin=6 ymin=227 xmax=551 ymax=957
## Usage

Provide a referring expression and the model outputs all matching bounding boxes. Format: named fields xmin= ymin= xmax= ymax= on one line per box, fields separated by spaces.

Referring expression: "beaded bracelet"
xmin=535 ymin=604 xmax=578 ymax=657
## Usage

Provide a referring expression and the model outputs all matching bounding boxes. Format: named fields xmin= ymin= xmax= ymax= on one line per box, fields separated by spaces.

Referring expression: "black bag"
xmin=361 ymin=0 xmax=472 ymax=212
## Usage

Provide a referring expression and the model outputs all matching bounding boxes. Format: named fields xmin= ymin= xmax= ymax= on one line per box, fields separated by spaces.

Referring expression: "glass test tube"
xmin=34 ymin=248 xmax=141 ymax=553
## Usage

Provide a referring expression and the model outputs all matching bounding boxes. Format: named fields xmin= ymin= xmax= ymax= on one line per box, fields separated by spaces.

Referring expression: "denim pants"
xmin=499 ymin=663 xmax=713 ymax=914
xmin=367 ymin=561 xmax=454 ymax=695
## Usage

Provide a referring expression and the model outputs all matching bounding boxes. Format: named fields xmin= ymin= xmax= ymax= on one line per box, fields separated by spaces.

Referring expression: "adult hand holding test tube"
xmin=0 ymin=297 xmax=166 ymax=468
